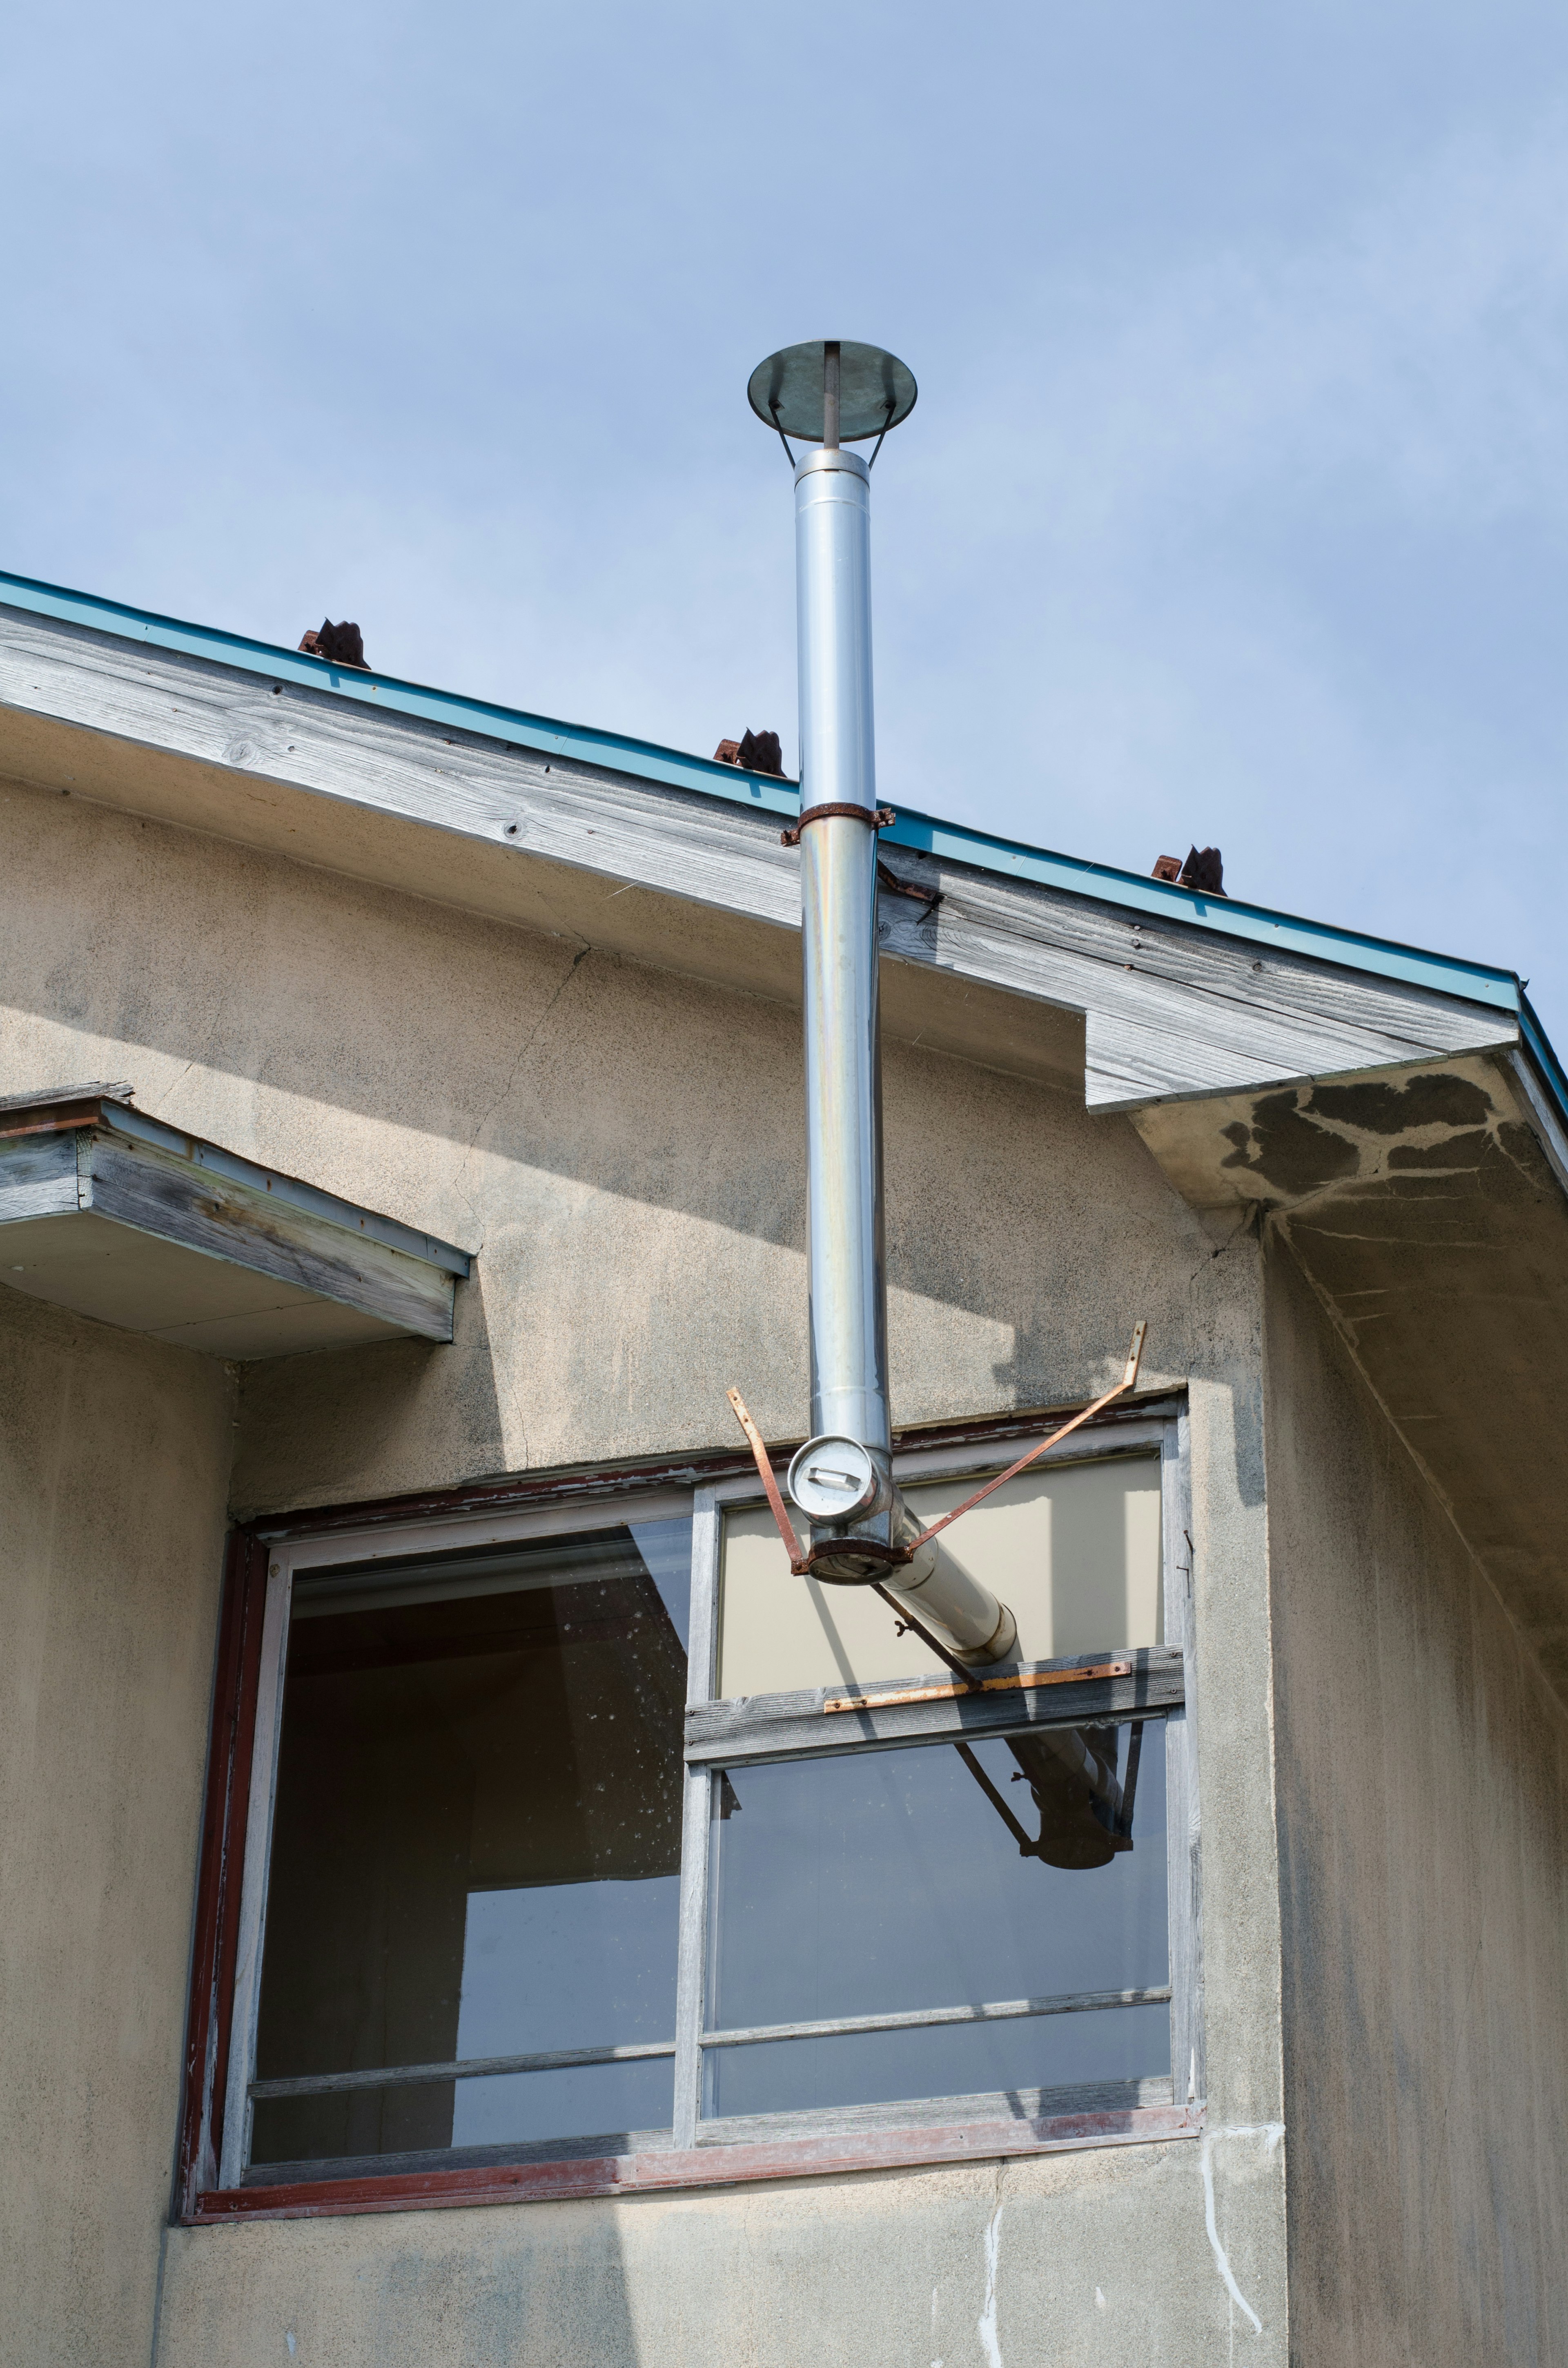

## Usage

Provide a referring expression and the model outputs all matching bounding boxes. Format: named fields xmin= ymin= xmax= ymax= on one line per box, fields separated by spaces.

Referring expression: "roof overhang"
xmin=0 ymin=582 xmax=1530 ymax=1110
xmin=1137 ymin=1048 xmax=1568 ymax=1700
xmin=2 ymin=574 xmax=1565 ymax=1700
xmin=0 ymin=1089 xmax=470 ymax=1358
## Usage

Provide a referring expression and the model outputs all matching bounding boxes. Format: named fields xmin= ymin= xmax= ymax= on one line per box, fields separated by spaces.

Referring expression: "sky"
xmin=5 ymin=3 xmax=1568 ymax=1036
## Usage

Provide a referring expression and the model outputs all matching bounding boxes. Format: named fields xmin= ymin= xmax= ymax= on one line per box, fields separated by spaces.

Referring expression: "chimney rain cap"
xmin=747 ymin=341 xmax=917 ymax=444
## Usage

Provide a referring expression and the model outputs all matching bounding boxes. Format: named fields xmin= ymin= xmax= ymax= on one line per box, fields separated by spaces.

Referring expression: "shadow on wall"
xmin=254 ymin=2213 xmax=651 ymax=2366
xmin=234 ymin=1255 xmax=507 ymax=1510
xmin=0 ymin=803 xmax=1214 ymax=1329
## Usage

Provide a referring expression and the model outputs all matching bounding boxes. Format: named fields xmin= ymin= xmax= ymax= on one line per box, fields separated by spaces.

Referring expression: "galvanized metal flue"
xmin=731 ymin=337 xmax=1140 ymax=1670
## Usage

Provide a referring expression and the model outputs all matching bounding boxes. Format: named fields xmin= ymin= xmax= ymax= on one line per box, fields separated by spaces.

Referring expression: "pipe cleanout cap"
xmin=748 ymin=341 xmax=917 ymax=445
xmin=787 ymin=1436 xmax=883 ymax=1522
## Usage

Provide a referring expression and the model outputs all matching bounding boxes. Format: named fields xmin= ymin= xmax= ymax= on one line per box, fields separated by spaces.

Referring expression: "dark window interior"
xmin=249 ymin=1520 xmax=691 ymax=2170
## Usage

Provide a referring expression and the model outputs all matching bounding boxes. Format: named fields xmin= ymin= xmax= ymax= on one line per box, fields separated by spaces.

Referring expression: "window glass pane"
xmin=718 ymin=1453 xmax=1161 ymax=1696
xmin=703 ymin=1724 xmax=1167 ymax=2122
xmin=249 ymin=1519 xmax=690 ymax=2171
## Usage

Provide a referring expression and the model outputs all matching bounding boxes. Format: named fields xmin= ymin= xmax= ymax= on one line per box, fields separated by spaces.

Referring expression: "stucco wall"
xmin=0 ymin=774 xmax=1290 ymax=2363
xmin=0 ymin=1286 xmax=234 ymax=2368
xmin=154 ymin=2137 xmax=1286 ymax=2368
xmin=1264 ymin=1238 xmax=1568 ymax=2367
xmin=2 ymin=772 xmax=1247 ymax=1507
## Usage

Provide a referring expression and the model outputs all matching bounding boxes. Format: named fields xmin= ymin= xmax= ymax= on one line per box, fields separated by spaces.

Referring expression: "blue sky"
xmin=6 ymin=4 xmax=1568 ymax=1034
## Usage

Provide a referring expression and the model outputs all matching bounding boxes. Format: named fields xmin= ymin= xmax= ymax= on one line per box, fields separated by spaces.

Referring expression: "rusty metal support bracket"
xmin=726 ymin=1320 xmax=1148 ymax=1660
xmin=902 ymin=1322 xmax=1148 ymax=1557
xmin=875 ymin=857 xmax=942 ymax=920
xmin=954 ymin=1740 xmax=1036 ymax=1849
xmin=726 ymin=1387 xmax=807 ymax=1570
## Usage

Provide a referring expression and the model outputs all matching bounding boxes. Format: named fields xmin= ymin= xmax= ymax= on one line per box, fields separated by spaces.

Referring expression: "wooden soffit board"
xmin=0 ymin=602 xmax=1515 ymax=1107
xmin=0 ymin=1091 xmax=470 ymax=1358
xmin=1136 ymin=1049 xmax=1568 ymax=1701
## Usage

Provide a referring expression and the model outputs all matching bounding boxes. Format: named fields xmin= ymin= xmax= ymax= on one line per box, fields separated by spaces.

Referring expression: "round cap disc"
xmin=787 ymin=1435 xmax=880 ymax=1521
xmin=747 ymin=342 xmax=917 ymax=445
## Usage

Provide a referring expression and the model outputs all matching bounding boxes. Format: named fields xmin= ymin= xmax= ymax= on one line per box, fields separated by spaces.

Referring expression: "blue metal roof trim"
xmin=3 ymin=566 xmax=1556 ymax=1092
xmin=875 ymin=808 xmax=1521 ymax=1015
xmin=1518 ymin=992 xmax=1568 ymax=1130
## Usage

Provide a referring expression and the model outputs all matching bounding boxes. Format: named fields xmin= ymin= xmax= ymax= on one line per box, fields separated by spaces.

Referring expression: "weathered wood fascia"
xmin=87 ymin=1130 xmax=459 ymax=1339
xmin=0 ymin=604 xmax=1515 ymax=1114
xmin=685 ymin=1646 xmax=1185 ymax=1764
xmin=0 ymin=1106 xmax=466 ymax=1342
xmin=0 ymin=1092 xmax=471 ymax=1271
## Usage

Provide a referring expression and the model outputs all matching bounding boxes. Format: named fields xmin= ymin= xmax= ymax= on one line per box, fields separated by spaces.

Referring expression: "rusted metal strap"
xmin=904 ymin=1322 xmax=1147 ymax=1556
xmin=726 ymin=1322 xmax=1147 ymax=1606
xmin=780 ymin=803 xmax=896 ymax=846
xmin=725 ymin=1388 xmax=806 ymax=1570
xmin=875 ymin=856 xmax=942 ymax=915
xmin=823 ymin=1657 xmax=1134 ymax=1716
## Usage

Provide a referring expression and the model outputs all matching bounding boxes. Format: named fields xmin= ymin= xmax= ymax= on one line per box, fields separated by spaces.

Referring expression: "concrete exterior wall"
xmin=154 ymin=2139 xmax=1284 ymax=2368
xmin=1264 ymin=1239 xmax=1568 ymax=2366
xmin=0 ymin=774 xmax=1292 ymax=2362
xmin=0 ymin=1286 xmax=234 ymax=2368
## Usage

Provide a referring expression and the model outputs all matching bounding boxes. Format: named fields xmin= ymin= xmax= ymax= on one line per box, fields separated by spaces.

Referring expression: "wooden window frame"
xmin=176 ymin=1395 xmax=1203 ymax=2225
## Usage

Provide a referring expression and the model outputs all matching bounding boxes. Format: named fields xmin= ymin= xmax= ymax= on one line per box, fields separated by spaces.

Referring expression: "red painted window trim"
xmin=175 ymin=1534 xmax=269 ymax=2216
xmin=188 ymin=2106 xmax=1202 ymax=2225
xmin=180 ymin=1395 xmax=1184 ymax=2224
xmin=176 ymin=1530 xmax=270 ymax=2221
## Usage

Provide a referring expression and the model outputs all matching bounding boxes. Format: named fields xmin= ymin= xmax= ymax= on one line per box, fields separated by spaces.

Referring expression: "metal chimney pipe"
xmin=794 ymin=444 xmax=887 ymax=1458
xmin=780 ymin=396 xmax=1016 ymax=1664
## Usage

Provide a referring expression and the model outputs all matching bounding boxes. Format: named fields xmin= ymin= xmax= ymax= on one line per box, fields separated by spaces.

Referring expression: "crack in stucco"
xmin=1200 ymin=2122 xmax=1285 ymax=2339
xmin=451 ymin=939 xmax=591 ymax=1244
xmin=976 ymin=2191 xmax=1004 ymax=2367
xmin=1188 ymin=1206 xmax=1255 ymax=1287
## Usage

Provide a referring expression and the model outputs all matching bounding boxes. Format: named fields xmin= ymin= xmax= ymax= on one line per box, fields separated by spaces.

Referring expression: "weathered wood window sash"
xmin=183 ymin=1403 xmax=1203 ymax=2222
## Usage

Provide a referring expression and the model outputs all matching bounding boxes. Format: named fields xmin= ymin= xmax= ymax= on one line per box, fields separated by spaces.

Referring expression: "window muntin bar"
xmin=696 ymin=1982 xmax=1172 ymax=2050
xmin=702 ymin=2005 xmax=1174 ymax=2125
xmin=251 ymin=2037 xmax=676 ymax=2099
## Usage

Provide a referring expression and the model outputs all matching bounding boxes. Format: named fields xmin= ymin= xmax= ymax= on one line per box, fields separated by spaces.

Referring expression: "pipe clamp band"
xmin=781 ymin=803 xmax=896 ymax=847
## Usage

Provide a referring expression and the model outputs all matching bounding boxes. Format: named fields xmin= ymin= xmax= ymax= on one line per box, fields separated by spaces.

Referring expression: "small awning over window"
xmin=0 ymin=1086 xmax=471 ymax=1358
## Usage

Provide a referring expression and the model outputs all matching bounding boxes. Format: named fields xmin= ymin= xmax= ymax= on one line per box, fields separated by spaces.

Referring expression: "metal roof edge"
xmin=6 ymin=566 xmax=1561 ymax=1120
xmin=877 ymin=811 xmax=1521 ymax=1015
xmin=1517 ymin=991 xmax=1568 ymax=1130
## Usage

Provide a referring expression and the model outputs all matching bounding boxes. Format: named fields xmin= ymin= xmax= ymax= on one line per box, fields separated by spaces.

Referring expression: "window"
xmin=200 ymin=1411 xmax=1200 ymax=2207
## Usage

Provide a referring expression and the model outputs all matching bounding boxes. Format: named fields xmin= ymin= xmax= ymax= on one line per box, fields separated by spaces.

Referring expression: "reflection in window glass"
xmin=704 ymin=1724 xmax=1167 ymax=2121
xmin=250 ymin=1521 xmax=691 ymax=2170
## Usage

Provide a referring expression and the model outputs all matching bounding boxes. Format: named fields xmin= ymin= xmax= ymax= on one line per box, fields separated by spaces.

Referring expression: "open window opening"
xmin=245 ymin=1519 xmax=693 ymax=2178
